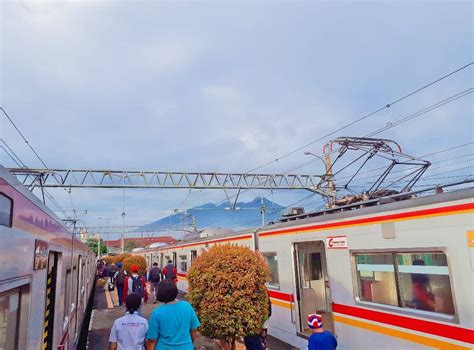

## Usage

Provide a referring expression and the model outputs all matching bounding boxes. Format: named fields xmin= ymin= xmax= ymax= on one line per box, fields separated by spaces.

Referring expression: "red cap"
xmin=131 ymin=265 xmax=139 ymax=273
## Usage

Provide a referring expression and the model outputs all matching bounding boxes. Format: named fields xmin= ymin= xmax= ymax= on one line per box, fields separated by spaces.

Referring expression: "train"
xmin=0 ymin=166 xmax=96 ymax=350
xmin=135 ymin=183 xmax=474 ymax=349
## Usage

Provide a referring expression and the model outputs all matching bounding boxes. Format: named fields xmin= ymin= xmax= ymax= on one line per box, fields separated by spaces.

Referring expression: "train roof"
xmin=0 ymin=165 xmax=76 ymax=235
xmin=140 ymin=181 xmax=473 ymax=252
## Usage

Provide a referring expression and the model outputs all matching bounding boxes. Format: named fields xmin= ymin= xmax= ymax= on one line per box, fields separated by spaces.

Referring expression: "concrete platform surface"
xmin=87 ymin=284 xmax=296 ymax=349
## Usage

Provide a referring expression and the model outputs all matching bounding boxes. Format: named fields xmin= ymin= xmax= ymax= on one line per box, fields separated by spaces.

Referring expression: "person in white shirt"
xmin=109 ymin=293 xmax=148 ymax=350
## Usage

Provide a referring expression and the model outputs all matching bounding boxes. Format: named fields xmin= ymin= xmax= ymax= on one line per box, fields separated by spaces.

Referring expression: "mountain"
xmin=138 ymin=197 xmax=284 ymax=233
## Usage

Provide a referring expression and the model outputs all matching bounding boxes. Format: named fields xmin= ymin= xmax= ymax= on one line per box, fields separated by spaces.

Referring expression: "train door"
xmin=75 ymin=256 xmax=83 ymax=341
xmin=172 ymin=252 xmax=177 ymax=267
xmin=43 ymin=252 xmax=59 ymax=350
xmin=294 ymin=241 xmax=334 ymax=337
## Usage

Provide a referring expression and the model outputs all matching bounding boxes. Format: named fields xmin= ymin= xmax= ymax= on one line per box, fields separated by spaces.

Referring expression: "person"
xmin=114 ymin=262 xmax=128 ymax=306
xmin=109 ymin=293 xmax=149 ymax=350
xmin=97 ymin=260 xmax=105 ymax=277
xmin=146 ymin=280 xmax=200 ymax=349
xmin=411 ymin=259 xmax=436 ymax=311
xmin=260 ymin=292 xmax=272 ymax=348
xmin=123 ymin=265 xmax=149 ymax=304
xmin=243 ymin=335 xmax=263 ymax=350
xmin=244 ymin=294 xmax=271 ymax=350
xmin=162 ymin=260 xmax=177 ymax=283
xmin=110 ymin=263 xmax=118 ymax=277
xmin=307 ymin=314 xmax=337 ymax=350
xmin=147 ymin=263 xmax=162 ymax=303
xmin=108 ymin=263 xmax=118 ymax=291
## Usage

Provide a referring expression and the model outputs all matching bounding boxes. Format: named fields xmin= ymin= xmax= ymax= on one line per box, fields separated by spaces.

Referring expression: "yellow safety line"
xmin=334 ymin=315 xmax=470 ymax=350
xmin=105 ymin=287 xmax=114 ymax=309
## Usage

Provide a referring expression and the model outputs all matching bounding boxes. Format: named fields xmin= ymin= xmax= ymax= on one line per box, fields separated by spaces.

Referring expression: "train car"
xmin=0 ymin=166 xmax=96 ymax=350
xmin=135 ymin=184 xmax=474 ymax=349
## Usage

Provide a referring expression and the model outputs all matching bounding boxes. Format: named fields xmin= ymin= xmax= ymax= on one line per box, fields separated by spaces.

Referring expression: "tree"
xmin=187 ymin=244 xmax=270 ymax=349
xmin=86 ymin=237 xmax=108 ymax=255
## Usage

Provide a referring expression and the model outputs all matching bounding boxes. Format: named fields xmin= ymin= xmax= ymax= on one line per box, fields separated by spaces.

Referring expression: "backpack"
xmin=163 ymin=264 xmax=177 ymax=280
xmin=115 ymin=270 xmax=126 ymax=286
xmin=131 ymin=275 xmax=145 ymax=298
xmin=149 ymin=267 xmax=162 ymax=283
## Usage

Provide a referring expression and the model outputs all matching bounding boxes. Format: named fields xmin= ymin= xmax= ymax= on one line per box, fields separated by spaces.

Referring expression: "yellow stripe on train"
xmin=334 ymin=315 xmax=470 ymax=350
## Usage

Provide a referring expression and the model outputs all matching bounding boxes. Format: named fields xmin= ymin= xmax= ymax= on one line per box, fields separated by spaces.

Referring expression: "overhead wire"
xmin=0 ymin=108 xmax=74 ymax=220
xmin=213 ymin=65 xmax=473 ymax=213
xmin=244 ymin=62 xmax=473 ymax=174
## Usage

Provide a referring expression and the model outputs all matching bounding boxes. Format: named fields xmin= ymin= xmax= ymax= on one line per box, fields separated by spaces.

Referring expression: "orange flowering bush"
xmin=112 ymin=253 xmax=132 ymax=265
xmin=122 ymin=255 xmax=147 ymax=275
xmin=102 ymin=256 xmax=114 ymax=265
xmin=187 ymin=244 xmax=270 ymax=348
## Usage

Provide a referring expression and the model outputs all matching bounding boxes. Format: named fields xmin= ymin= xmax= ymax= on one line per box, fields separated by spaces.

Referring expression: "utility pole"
xmin=324 ymin=153 xmax=336 ymax=207
xmin=97 ymin=234 xmax=101 ymax=260
xmin=121 ymin=211 xmax=125 ymax=253
xmin=260 ymin=195 xmax=266 ymax=227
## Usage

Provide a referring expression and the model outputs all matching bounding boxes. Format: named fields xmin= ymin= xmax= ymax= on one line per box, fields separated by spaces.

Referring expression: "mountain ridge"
xmin=138 ymin=197 xmax=284 ymax=233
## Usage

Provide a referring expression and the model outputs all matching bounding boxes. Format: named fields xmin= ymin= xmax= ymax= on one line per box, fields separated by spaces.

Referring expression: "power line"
xmin=1 ymin=107 xmax=51 ymax=169
xmin=365 ymin=88 xmax=473 ymax=138
xmin=244 ymin=62 xmax=473 ymax=174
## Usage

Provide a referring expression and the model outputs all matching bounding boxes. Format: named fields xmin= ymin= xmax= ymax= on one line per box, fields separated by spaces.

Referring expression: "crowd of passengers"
xmin=96 ymin=260 xmax=337 ymax=350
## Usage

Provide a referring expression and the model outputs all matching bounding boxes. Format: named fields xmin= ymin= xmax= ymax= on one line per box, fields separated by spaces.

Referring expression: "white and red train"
xmin=136 ymin=184 xmax=474 ymax=349
xmin=0 ymin=166 xmax=95 ymax=350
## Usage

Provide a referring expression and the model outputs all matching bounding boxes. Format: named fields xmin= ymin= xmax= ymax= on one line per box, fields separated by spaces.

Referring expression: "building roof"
xmin=104 ymin=236 xmax=177 ymax=248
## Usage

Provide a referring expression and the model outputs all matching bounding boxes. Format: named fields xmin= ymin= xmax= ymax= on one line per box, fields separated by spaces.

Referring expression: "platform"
xmin=87 ymin=282 xmax=296 ymax=349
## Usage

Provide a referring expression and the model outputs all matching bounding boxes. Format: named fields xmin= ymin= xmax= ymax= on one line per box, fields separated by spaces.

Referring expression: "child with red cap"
xmin=123 ymin=265 xmax=148 ymax=304
xmin=307 ymin=314 xmax=337 ymax=350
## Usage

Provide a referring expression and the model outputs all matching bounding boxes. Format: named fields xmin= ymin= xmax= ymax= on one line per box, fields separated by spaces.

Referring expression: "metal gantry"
xmin=7 ymin=168 xmax=325 ymax=192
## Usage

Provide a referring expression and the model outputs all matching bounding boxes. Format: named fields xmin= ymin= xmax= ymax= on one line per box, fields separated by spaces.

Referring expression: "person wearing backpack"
xmin=162 ymin=259 xmax=177 ymax=283
xmin=123 ymin=265 xmax=148 ymax=304
xmin=114 ymin=262 xmax=128 ymax=306
xmin=147 ymin=263 xmax=162 ymax=303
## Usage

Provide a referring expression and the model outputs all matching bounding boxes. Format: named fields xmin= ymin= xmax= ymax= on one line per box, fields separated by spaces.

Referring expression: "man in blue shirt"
xmin=146 ymin=280 xmax=200 ymax=350
xmin=307 ymin=314 xmax=337 ymax=350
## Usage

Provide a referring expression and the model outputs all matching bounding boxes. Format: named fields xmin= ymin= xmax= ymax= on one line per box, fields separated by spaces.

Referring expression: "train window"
xmin=190 ymin=250 xmax=197 ymax=262
xmin=0 ymin=290 xmax=20 ymax=349
xmin=396 ymin=252 xmax=454 ymax=315
xmin=0 ymin=193 xmax=13 ymax=227
xmin=310 ymin=253 xmax=323 ymax=280
xmin=263 ymin=253 xmax=280 ymax=290
xmin=355 ymin=253 xmax=398 ymax=306
xmin=354 ymin=251 xmax=456 ymax=316
xmin=64 ymin=269 xmax=72 ymax=325
xmin=179 ymin=255 xmax=188 ymax=272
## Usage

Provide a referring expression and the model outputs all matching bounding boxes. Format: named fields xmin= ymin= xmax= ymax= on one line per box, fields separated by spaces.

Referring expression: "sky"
xmin=0 ymin=1 xmax=472 ymax=235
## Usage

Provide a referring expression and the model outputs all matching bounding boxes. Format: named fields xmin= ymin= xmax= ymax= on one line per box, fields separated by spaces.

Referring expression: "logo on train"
xmin=326 ymin=236 xmax=347 ymax=249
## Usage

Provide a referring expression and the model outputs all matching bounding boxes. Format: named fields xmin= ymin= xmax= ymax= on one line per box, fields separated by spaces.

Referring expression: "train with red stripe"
xmin=135 ymin=182 xmax=474 ymax=349
xmin=0 ymin=166 xmax=95 ymax=350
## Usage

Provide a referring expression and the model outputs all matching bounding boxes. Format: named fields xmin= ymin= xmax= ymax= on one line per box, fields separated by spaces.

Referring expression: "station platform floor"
xmin=87 ymin=282 xmax=295 ymax=349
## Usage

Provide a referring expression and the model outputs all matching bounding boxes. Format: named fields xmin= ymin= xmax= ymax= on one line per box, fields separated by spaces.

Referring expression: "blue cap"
xmin=117 ymin=262 xmax=123 ymax=268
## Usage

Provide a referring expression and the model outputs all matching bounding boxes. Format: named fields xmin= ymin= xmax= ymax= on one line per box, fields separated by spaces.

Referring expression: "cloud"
xmin=1 ymin=1 xmax=472 ymax=228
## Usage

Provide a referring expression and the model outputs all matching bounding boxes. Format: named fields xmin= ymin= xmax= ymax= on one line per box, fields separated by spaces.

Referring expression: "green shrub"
xmin=187 ymin=244 xmax=270 ymax=348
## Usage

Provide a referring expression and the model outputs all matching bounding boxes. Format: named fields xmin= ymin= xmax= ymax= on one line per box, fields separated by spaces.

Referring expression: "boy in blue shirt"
xmin=307 ymin=314 xmax=337 ymax=350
